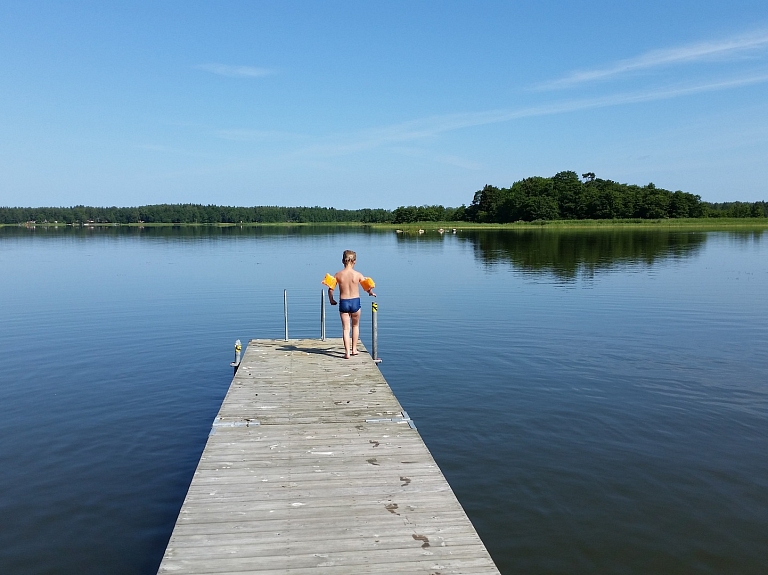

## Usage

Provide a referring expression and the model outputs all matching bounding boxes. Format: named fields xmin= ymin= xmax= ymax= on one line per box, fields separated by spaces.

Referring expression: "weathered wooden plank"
xmin=159 ymin=547 xmax=498 ymax=572
xmin=162 ymin=541 xmax=494 ymax=563
xmin=160 ymin=560 xmax=498 ymax=575
xmin=171 ymin=510 xmax=476 ymax=535
xmin=185 ymin=474 xmax=447 ymax=491
xmin=176 ymin=506 xmax=461 ymax=521
xmin=159 ymin=554 xmax=497 ymax=575
xmin=157 ymin=338 xmax=499 ymax=575
xmin=166 ymin=521 xmax=482 ymax=545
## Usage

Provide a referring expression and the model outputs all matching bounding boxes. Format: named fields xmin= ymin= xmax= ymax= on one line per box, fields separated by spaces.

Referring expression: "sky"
xmin=1 ymin=1 xmax=767 ymax=209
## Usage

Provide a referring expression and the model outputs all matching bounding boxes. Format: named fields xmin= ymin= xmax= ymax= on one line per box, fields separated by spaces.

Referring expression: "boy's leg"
xmin=350 ymin=309 xmax=361 ymax=355
xmin=340 ymin=312 xmax=352 ymax=359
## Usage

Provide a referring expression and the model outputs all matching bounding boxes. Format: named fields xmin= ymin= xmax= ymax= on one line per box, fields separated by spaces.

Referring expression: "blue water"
xmin=1 ymin=226 xmax=767 ymax=574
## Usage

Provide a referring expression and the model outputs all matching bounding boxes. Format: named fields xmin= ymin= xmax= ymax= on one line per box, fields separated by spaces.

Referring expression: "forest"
xmin=0 ymin=204 xmax=392 ymax=225
xmin=453 ymin=171 xmax=766 ymax=223
xmin=1 ymin=171 xmax=765 ymax=224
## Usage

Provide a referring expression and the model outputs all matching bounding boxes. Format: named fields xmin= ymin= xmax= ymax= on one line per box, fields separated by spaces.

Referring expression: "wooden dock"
xmin=158 ymin=338 xmax=500 ymax=574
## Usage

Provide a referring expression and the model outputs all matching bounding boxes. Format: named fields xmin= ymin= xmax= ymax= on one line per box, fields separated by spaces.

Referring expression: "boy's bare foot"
xmin=344 ymin=354 xmax=350 ymax=360
xmin=351 ymin=350 xmax=359 ymax=356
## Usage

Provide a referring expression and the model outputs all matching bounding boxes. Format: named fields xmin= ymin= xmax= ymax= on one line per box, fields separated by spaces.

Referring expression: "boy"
xmin=328 ymin=250 xmax=376 ymax=359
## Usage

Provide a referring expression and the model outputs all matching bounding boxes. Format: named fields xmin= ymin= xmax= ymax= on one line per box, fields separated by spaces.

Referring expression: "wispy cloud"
xmin=138 ymin=144 xmax=180 ymax=153
xmin=430 ymin=153 xmax=484 ymax=171
xmin=215 ymin=129 xmax=305 ymax=142
xmin=539 ymin=29 xmax=768 ymax=89
xmin=136 ymin=143 xmax=207 ymax=157
xmin=294 ymin=72 xmax=768 ymax=158
xmin=388 ymin=146 xmax=484 ymax=170
xmin=201 ymin=70 xmax=768 ymax=175
xmin=196 ymin=63 xmax=275 ymax=78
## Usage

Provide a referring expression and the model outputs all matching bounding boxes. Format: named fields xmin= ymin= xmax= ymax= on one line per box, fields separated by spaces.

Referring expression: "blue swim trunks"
xmin=339 ymin=297 xmax=361 ymax=313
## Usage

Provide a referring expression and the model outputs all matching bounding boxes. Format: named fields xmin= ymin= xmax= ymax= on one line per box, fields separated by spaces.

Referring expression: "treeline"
xmin=2 ymin=172 xmax=765 ymax=225
xmin=0 ymin=204 xmax=392 ymax=225
xmin=463 ymin=171 xmax=766 ymax=223
xmin=391 ymin=205 xmax=466 ymax=223
xmin=705 ymin=201 xmax=768 ymax=218
xmin=390 ymin=172 xmax=766 ymax=223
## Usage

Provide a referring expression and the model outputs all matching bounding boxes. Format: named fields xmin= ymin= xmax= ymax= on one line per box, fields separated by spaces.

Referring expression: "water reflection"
xmin=460 ymin=229 xmax=712 ymax=279
xmin=0 ymin=224 xmax=383 ymax=240
xmin=2 ymin=225 xmax=764 ymax=281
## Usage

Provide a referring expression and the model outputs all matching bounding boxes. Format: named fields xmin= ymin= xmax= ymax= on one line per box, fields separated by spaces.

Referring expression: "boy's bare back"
xmin=328 ymin=249 xmax=376 ymax=308
xmin=335 ymin=267 xmax=364 ymax=300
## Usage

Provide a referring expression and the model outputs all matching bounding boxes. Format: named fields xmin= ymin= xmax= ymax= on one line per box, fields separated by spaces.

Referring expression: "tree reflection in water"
xmin=459 ymin=229 xmax=711 ymax=280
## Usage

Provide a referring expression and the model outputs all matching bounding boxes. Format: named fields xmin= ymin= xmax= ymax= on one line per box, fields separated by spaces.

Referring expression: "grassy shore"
xmin=375 ymin=218 xmax=768 ymax=231
xmin=4 ymin=218 xmax=768 ymax=231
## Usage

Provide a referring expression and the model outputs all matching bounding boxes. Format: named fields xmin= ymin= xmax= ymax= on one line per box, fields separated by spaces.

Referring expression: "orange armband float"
xmin=360 ymin=277 xmax=375 ymax=292
xmin=322 ymin=273 xmax=337 ymax=289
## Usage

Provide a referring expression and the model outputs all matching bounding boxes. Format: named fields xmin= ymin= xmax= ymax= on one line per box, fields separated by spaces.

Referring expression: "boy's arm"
xmin=358 ymin=272 xmax=376 ymax=297
xmin=328 ymin=286 xmax=336 ymax=305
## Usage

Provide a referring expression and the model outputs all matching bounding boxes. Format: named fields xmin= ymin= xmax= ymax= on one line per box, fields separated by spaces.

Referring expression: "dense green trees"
xmin=1 ymin=172 xmax=764 ymax=225
xmin=0 ymin=204 xmax=393 ymax=225
xmin=468 ymin=172 xmax=677 ymax=222
xmin=464 ymin=171 xmax=764 ymax=222
xmin=391 ymin=205 xmax=466 ymax=223
xmin=705 ymin=201 xmax=767 ymax=218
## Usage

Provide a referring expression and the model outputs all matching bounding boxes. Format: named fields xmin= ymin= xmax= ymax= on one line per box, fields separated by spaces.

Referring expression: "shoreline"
xmin=4 ymin=218 xmax=768 ymax=232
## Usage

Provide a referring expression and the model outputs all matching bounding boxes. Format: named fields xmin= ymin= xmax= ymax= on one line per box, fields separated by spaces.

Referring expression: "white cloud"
xmin=292 ymin=72 xmax=768 ymax=158
xmin=538 ymin=29 xmax=768 ymax=89
xmin=196 ymin=63 xmax=275 ymax=78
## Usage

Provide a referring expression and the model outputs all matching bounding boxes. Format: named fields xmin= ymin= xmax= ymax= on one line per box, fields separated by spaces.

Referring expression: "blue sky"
xmin=1 ymin=1 xmax=767 ymax=208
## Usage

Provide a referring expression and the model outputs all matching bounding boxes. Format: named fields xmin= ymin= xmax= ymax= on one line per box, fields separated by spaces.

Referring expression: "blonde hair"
xmin=342 ymin=250 xmax=356 ymax=265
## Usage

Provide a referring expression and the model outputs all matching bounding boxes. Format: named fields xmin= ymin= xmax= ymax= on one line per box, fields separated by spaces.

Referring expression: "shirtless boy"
xmin=328 ymin=250 xmax=376 ymax=359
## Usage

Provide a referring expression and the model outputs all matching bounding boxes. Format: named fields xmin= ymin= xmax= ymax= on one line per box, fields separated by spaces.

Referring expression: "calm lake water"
xmin=1 ymin=226 xmax=767 ymax=575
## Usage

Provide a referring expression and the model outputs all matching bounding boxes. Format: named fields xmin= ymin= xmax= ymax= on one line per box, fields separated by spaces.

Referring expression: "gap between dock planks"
xmin=158 ymin=338 xmax=500 ymax=575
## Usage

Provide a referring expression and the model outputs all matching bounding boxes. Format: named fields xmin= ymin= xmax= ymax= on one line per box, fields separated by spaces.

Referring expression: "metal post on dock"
xmin=284 ymin=290 xmax=289 ymax=341
xmin=371 ymin=302 xmax=381 ymax=363
xmin=230 ymin=339 xmax=242 ymax=375
xmin=320 ymin=289 xmax=326 ymax=341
